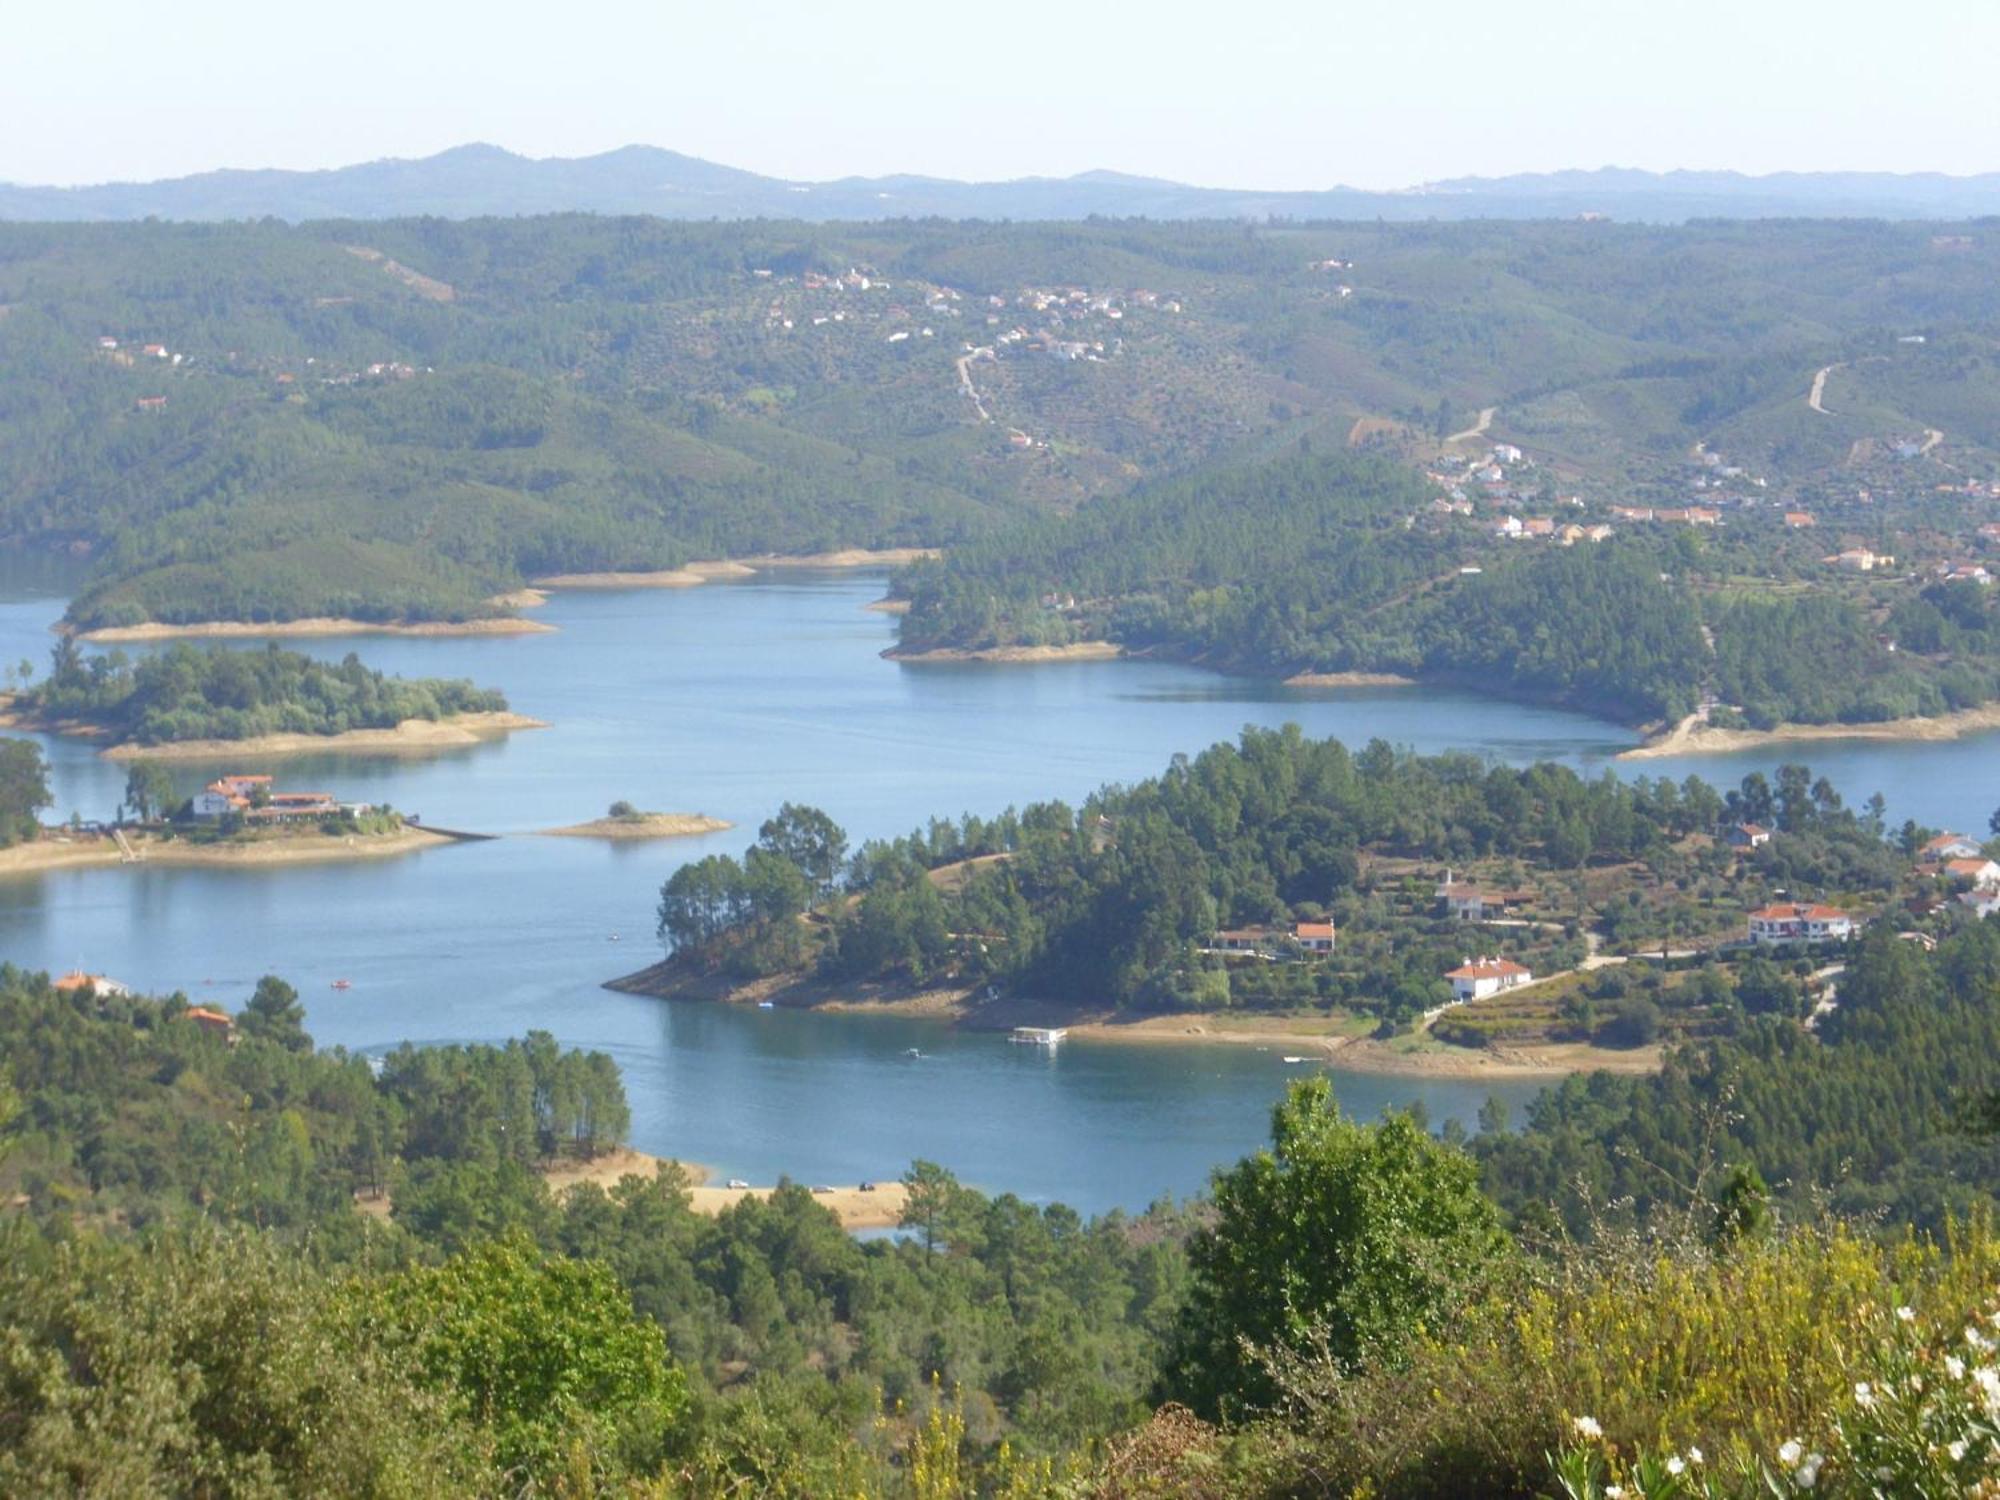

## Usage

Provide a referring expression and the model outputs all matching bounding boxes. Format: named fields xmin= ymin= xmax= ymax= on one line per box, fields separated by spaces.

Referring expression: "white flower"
xmin=1686 ymin=1446 xmax=1703 ymax=1465
xmin=1908 ymin=1374 xmax=1924 ymax=1392
xmin=1853 ymin=1380 xmax=1875 ymax=1408
xmin=1896 ymin=1304 xmax=1916 ymax=1322
xmin=1778 ymin=1438 xmax=1803 ymax=1466
xmin=1666 ymin=1455 xmax=1686 ymax=1476
xmin=1947 ymin=1355 xmax=1967 ymax=1379
xmin=1572 ymin=1415 xmax=1603 ymax=1440
xmin=1605 ymin=1488 xmax=1626 ymax=1499
xmin=1949 ymin=1439 xmax=1968 ymax=1461
xmin=1794 ymin=1453 xmax=1822 ymax=1489
xmin=1967 ymin=1325 xmax=1994 ymax=1352
xmin=1874 ymin=1466 xmax=1894 ymax=1481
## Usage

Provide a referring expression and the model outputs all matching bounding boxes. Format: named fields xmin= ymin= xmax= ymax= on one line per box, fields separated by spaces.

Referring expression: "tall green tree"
xmin=0 ymin=737 xmax=50 ymax=847
xmin=1162 ymin=1077 xmax=1508 ymax=1418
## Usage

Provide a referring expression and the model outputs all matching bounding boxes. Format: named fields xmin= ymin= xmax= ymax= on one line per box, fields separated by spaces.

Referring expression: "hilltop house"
xmin=1725 ymin=823 xmax=1772 ymax=850
xmin=1932 ymin=857 xmax=2000 ymax=892
xmin=1444 ymin=955 xmax=1533 ymax=1002
xmin=1921 ymin=832 xmax=1985 ymax=861
xmin=1437 ymin=871 xmax=1517 ymax=920
xmin=1961 ymin=890 xmax=2000 ymax=921
xmin=1747 ymin=902 xmax=1855 ymax=946
xmin=54 ymin=970 xmax=131 ymax=998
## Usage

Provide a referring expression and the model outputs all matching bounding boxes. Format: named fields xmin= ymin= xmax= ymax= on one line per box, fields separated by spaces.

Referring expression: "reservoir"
xmin=1 ymin=571 xmax=1994 ymax=1215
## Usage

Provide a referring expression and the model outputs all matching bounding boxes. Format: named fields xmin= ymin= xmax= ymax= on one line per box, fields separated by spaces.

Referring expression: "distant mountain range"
xmin=5 ymin=144 xmax=2000 ymax=224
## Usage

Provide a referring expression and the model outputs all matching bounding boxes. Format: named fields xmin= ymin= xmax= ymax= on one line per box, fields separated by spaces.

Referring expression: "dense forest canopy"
xmin=4 ymin=215 xmax=2000 ymax=629
xmin=18 ymin=639 xmax=507 ymax=744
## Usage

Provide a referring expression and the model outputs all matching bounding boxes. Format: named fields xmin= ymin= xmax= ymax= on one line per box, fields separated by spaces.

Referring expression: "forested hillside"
xmin=5 ymin=215 xmax=2000 ymax=629
xmin=8 ymin=904 xmax=2000 ymax=1492
xmin=897 ymin=449 xmax=2000 ymax=726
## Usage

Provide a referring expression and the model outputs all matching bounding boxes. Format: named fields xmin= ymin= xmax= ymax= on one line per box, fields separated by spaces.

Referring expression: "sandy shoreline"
xmin=535 ymin=547 xmax=938 ymax=592
xmin=539 ymin=812 xmax=734 ymax=840
xmin=609 ymin=962 xmax=1658 ymax=1079
xmin=884 ymin=641 xmax=1125 ymax=665
xmin=76 ymin=616 xmax=556 ymax=643
xmin=1621 ymin=702 xmax=2000 ymax=760
xmin=358 ymin=1147 xmax=907 ymax=1230
xmin=1283 ymin=670 xmax=1419 ymax=689
xmin=96 ymin=711 xmax=547 ymax=763
xmin=0 ymin=825 xmax=456 ymax=877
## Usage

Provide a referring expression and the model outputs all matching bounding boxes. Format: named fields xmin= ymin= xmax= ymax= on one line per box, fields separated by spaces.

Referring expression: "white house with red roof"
xmin=1292 ymin=920 xmax=1336 ymax=955
xmin=1747 ymin=902 xmax=1855 ymax=946
xmin=1444 ymin=955 xmax=1533 ymax=1002
xmin=1921 ymin=832 xmax=1985 ymax=861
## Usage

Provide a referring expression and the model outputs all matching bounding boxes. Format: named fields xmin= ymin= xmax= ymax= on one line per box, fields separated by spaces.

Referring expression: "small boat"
xmin=1281 ymin=1055 xmax=1311 ymax=1064
xmin=904 ymin=1047 xmax=923 ymax=1058
xmin=331 ymin=979 xmax=353 ymax=991
xmin=608 ymin=933 xmax=620 ymax=942
xmin=726 ymin=1178 xmax=750 ymax=1190
xmin=757 ymin=1001 xmax=775 ymax=1009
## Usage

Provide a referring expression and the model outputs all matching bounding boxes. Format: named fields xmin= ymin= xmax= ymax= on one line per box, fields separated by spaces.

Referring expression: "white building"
xmin=1444 ymin=956 xmax=1533 ymax=1002
xmin=1747 ymin=902 xmax=1855 ymax=946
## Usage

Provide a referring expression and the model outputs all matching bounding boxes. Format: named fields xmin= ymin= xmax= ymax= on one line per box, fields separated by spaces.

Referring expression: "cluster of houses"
xmin=193 ymin=774 xmax=356 ymax=825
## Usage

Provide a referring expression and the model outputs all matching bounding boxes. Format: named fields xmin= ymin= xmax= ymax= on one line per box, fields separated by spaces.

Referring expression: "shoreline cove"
xmin=1621 ymin=702 xmax=2000 ymax=760
xmin=605 ymin=961 xmax=1662 ymax=1080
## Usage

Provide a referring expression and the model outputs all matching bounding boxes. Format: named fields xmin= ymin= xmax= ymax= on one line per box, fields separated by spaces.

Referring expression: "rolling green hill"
xmin=3 ymin=215 xmax=1998 ymax=629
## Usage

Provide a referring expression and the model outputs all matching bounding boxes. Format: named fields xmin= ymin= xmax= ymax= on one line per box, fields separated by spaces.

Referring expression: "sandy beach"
xmin=0 ymin=825 xmax=456 ymax=878
xmin=359 ymin=1147 xmax=908 ymax=1230
xmin=865 ymin=598 xmax=912 ymax=615
xmin=1621 ymin=702 xmax=2000 ymax=760
xmin=539 ymin=812 xmax=734 ymax=840
xmin=97 ymin=710 xmax=547 ymax=762
xmin=884 ymin=641 xmax=1124 ymax=665
xmin=687 ymin=1180 xmax=908 ymax=1230
xmin=76 ymin=616 xmax=556 ymax=644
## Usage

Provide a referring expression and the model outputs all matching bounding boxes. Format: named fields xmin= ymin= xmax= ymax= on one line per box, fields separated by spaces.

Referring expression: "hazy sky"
xmin=9 ymin=0 xmax=1998 ymax=187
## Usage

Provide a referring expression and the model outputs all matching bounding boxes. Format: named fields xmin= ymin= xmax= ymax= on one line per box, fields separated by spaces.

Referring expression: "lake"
xmin=1 ymin=571 xmax=1995 ymax=1215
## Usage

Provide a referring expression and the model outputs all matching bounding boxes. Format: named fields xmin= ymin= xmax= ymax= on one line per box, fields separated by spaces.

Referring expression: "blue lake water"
xmin=0 ymin=571 xmax=1994 ymax=1215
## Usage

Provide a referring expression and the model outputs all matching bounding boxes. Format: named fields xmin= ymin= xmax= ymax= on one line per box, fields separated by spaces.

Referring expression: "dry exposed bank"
xmin=358 ymin=1148 xmax=905 ymax=1230
xmin=687 ymin=1180 xmax=908 ymax=1230
xmin=607 ymin=962 xmax=1658 ymax=1078
xmin=0 ymin=825 xmax=456 ymax=878
xmin=1282 ymin=670 xmax=1419 ymax=689
xmin=535 ymin=547 xmax=938 ymax=592
xmin=1621 ymin=702 xmax=2000 ymax=761
xmin=97 ymin=711 xmax=547 ymax=763
xmin=76 ymin=616 xmax=555 ymax=643
xmin=883 ymin=641 xmax=1125 ymax=665
xmin=539 ymin=813 xmax=733 ymax=840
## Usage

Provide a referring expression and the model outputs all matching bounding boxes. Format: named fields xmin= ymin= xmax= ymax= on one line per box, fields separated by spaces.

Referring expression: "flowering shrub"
xmin=1545 ymin=1290 xmax=2000 ymax=1496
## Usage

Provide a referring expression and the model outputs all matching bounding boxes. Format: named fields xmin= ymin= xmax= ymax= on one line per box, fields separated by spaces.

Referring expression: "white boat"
xmin=1011 ymin=1026 xmax=1067 ymax=1047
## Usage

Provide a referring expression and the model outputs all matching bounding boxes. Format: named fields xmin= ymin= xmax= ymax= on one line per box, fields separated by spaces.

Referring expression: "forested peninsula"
xmin=3 ymin=639 xmax=521 ymax=751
